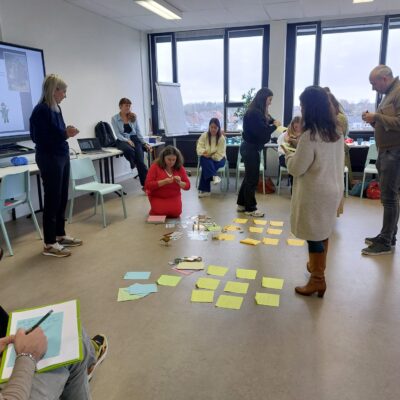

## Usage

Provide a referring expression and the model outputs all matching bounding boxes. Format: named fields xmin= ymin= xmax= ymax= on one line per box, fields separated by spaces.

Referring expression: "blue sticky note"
xmin=128 ymin=283 xmax=158 ymax=295
xmin=124 ymin=272 xmax=151 ymax=280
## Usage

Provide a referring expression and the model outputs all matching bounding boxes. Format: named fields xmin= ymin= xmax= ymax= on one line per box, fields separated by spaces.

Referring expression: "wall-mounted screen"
xmin=0 ymin=41 xmax=45 ymax=145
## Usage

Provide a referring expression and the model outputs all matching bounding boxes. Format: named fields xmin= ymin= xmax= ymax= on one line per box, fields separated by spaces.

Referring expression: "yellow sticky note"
xmin=216 ymin=295 xmax=243 ymax=310
xmin=215 ymin=233 xmax=235 ymax=241
xmin=234 ymin=218 xmax=248 ymax=224
xmin=236 ymin=268 xmax=258 ymax=280
xmin=191 ymin=290 xmax=214 ymax=303
xmin=223 ymin=225 xmax=242 ymax=231
xmin=157 ymin=274 xmax=182 ymax=287
xmin=177 ymin=261 xmax=205 ymax=270
xmin=287 ymin=238 xmax=305 ymax=246
xmin=117 ymin=288 xmax=147 ymax=302
xmin=263 ymin=237 xmax=279 ymax=246
xmin=240 ymin=238 xmax=261 ymax=246
xmin=262 ymin=277 xmax=284 ymax=290
xmin=267 ymin=228 xmax=283 ymax=235
xmin=255 ymin=292 xmax=280 ymax=307
xmin=196 ymin=277 xmax=220 ymax=290
xmin=207 ymin=265 xmax=229 ymax=277
xmin=270 ymin=220 xmax=284 ymax=227
xmin=249 ymin=226 xmax=263 ymax=233
xmin=224 ymin=281 xmax=249 ymax=294
xmin=254 ymin=219 xmax=267 ymax=226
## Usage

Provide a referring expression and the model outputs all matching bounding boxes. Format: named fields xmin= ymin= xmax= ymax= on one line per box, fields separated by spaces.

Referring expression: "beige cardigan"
xmin=196 ymin=132 xmax=226 ymax=161
xmin=286 ymin=130 xmax=344 ymax=241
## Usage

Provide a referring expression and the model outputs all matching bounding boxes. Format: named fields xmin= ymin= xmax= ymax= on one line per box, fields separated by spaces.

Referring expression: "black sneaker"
xmin=365 ymin=235 xmax=396 ymax=247
xmin=361 ymin=242 xmax=393 ymax=256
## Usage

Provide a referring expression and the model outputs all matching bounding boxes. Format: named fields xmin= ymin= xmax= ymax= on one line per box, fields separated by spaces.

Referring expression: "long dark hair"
xmin=299 ymin=86 xmax=340 ymax=142
xmin=207 ymin=118 xmax=222 ymax=145
xmin=248 ymin=87 xmax=273 ymax=116
xmin=156 ymin=145 xmax=184 ymax=170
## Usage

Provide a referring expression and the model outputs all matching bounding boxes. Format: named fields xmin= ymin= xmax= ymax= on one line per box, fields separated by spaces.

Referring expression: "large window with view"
xmin=386 ymin=18 xmax=400 ymax=76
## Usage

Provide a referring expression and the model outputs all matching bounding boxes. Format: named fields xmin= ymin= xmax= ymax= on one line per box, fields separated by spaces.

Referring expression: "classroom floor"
xmin=1 ymin=174 xmax=399 ymax=400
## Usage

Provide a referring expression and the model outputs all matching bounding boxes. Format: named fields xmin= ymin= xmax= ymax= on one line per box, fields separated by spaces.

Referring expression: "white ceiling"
xmin=64 ymin=0 xmax=400 ymax=32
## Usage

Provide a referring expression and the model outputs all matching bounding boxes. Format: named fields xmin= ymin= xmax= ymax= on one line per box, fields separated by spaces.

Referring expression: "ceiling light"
xmin=136 ymin=0 xmax=182 ymax=20
xmin=353 ymin=0 xmax=374 ymax=3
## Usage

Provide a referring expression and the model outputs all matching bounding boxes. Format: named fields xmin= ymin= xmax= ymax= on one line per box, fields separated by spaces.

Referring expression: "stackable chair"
xmin=277 ymin=165 xmax=291 ymax=195
xmin=195 ymin=158 xmax=230 ymax=192
xmin=360 ymin=143 xmax=378 ymax=198
xmin=68 ymin=157 xmax=127 ymax=227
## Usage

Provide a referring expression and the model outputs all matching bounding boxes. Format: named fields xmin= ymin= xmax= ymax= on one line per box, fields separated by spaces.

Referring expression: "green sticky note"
xmin=196 ymin=277 xmax=220 ymax=290
xmin=157 ymin=275 xmax=182 ymax=287
xmin=216 ymin=295 xmax=243 ymax=310
xmin=191 ymin=290 xmax=214 ymax=303
xmin=255 ymin=292 xmax=280 ymax=307
xmin=262 ymin=277 xmax=284 ymax=290
xmin=236 ymin=268 xmax=257 ymax=280
xmin=207 ymin=265 xmax=229 ymax=277
xmin=224 ymin=281 xmax=249 ymax=294
xmin=117 ymin=288 xmax=147 ymax=302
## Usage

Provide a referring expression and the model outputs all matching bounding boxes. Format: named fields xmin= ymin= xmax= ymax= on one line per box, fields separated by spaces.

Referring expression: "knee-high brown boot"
xmin=306 ymin=239 xmax=328 ymax=273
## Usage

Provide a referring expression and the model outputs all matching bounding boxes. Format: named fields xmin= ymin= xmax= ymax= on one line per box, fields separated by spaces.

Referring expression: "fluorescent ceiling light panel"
xmin=353 ymin=0 xmax=374 ymax=3
xmin=136 ymin=0 xmax=182 ymax=20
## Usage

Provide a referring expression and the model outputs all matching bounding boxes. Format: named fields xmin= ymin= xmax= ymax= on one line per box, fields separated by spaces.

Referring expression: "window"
xmin=155 ymin=36 xmax=173 ymax=83
xmin=387 ymin=18 xmax=400 ymax=74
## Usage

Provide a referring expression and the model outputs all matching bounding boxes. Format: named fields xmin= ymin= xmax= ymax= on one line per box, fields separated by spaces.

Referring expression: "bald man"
xmin=361 ymin=65 xmax=400 ymax=256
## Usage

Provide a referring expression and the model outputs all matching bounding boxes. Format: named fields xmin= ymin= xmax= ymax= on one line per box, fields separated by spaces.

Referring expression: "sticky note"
xmin=157 ymin=275 xmax=182 ymax=287
xmin=191 ymin=290 xmax=214 ymax=303
xmin=249 ymin=227 xmax=263 ymax=233
xmin=224 ymin=281 xmax=249 ymax=294
xmin=267 ymin=228 xmax=283 ymax=235
xmin=270 ymin=221 xmax=284 ymax=227
xmin=196 ymin=277 xmax=220 ymax=290
xmin=128 ymin=283 xmax=158 ymax=295
xmin=234 ymin=218 xmax=248 ymax=224
xmin=263 ymin=237 xmax=279 ymax=246
xmin=123 ymin=272 xmax=151 ymax=280
xmin=240 ymin=238 xmax=260 ymax=246
xmin=255 ymin=292 xmax=280 ymax=307
xmin=262 ymin=277 xmax=284 ymax=290
xmin=117 ymin=288 xmax=147 ymax=302
xmin=236 ymin=268 xmax=257 ymax=280
xmin=253 ymin=219 xmax=267 ymax=226
xmin=215 ymin=233 xmax=235 ymax=241
xmin=216 ymin=295 xmax=243 ymax=310
xmin=287 ymin=238 xmax=305 ymax=246
xmin=176 ymin=261 xmax=205 ymax=270
xmin=207 ymin=265 xmax=229 ymax=277
xmin=223 ymin=225 xmax=242 ymax=231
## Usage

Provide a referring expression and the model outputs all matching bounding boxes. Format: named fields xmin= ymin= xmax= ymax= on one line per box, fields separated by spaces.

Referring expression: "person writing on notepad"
xmin=144 ymin=146 xmax=190 ymax=218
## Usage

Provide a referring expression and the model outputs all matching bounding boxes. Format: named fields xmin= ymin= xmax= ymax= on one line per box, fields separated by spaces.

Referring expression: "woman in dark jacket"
xmin=236 ymin=87 xmax=280 ymax=217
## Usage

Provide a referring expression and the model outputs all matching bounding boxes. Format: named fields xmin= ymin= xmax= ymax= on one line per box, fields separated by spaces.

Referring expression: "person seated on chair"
xmin=196 ymin=118 xmax=226 ymax=198
xmin=277 ymin=116 xmax=302 ymax=189
xmin=111 ymin=98 xmax=152 ymax=190
xmin=144 ymin=146 xmax=190 ymax=218
xmin=0 ymin=306 xmax=108 ymax=400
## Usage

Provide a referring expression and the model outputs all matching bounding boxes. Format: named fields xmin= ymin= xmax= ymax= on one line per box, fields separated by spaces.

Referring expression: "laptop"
xmin=77 ymin=138 xmax=110 ymax=154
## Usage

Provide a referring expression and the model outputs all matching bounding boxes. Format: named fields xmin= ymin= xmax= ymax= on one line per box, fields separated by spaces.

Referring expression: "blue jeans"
xmin=376 ymin=147 xmax=400 ymax=246
xmin=198 ymin=156 xmax=226 ymax=192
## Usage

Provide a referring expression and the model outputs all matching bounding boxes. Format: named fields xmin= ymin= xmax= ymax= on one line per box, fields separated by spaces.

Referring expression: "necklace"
xmin=165 ymin=169 xmax=173 ymax=178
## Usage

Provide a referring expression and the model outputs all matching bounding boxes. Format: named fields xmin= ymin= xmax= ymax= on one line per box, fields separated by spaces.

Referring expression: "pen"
xmin=26 ymin=310 xmax=53 ymax=334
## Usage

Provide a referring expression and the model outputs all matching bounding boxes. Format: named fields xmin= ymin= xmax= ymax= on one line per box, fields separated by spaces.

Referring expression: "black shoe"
xmin=365 ymin=235 xmax=396 ymax=247
xmin=362 ymin=242 xmax=393 ymax=256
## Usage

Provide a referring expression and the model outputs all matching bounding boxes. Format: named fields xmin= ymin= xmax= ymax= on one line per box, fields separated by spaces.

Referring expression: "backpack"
xmin=95 ymin=121 xmax=116 ymax=147
xmin=366 ymin=180 xmax=381 ymax=200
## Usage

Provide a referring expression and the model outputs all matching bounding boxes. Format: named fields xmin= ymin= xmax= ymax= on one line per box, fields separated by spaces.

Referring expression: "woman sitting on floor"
xmin=144 ymin=146 xmax=190 ymax=218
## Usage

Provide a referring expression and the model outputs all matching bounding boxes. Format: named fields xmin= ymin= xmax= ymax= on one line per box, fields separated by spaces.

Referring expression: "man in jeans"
xmin=361 ymin=65 xmax=400 ymax=256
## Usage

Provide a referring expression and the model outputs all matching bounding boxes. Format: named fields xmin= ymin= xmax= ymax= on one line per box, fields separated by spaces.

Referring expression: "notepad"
xmin=287 ymin=238 xmax=305 ymax=246
xmin=191 ymin=290 xmax=214 ymax=303
xmin=255 ymin=292 xmax=280 ymax=307
xmin=236 ymin=268 xmax=257 ymax=280
xmin=157 ymin=275 xmax=182 ymax=287
xmin=224 ymin=281 xmax=249 ymax=294
xmin=263 ymin=237 xmax=279 ymax=246
xmin=216 ymin=295 xmax=243 ymax=310
xmin=176 ymin=261 xmax=205 ymax=270
xmin=123 ymin=271 xmax=151 ymax=280
xmin=240 ymin=238 xmax=260 ymax=246
xmin=207 ymin=265 xmax=229 ymax=277
xmin=262 ymin=277 xmax=284 ymax=290
xmin=196 ymin=277 xmax=220 ymax=290
xmin=147 ymin=215 xmax=166 ymax=224
xmin=266 ymin=228 xmax=283 ymax=235
xmin=117 ymin=288 xmax=148 ymax=302
xmin=249 ymin=226 xmax=263 ymax=233
xmin=233 ymin=218 xmax=248 ymax=224
xmin=0 ymin=300 xmax=82 ymax=383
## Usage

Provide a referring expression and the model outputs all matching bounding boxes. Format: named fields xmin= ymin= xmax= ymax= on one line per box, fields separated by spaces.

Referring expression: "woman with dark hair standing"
xmin=282 ymin=86 xmax=344 ymax=297
xmin=196 ymin=118 xmax=226 ymax=198
xmin=236 ymin=88 xmax=280 ymax=217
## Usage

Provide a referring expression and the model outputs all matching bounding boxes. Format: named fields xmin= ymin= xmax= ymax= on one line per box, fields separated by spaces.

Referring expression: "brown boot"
xmin=296 ymin=251 xmax=327 ymax=297
xmin=306 ymin=239 xmax=328 ymax=273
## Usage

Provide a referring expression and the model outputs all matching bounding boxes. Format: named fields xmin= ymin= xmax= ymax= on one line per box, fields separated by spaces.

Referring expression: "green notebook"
xmin=0 ymin=299 xmax=83 ymax=383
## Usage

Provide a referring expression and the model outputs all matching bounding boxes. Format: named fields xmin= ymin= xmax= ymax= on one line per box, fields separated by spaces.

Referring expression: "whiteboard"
xmin=156 ymin=82 xmax=189 ymax=137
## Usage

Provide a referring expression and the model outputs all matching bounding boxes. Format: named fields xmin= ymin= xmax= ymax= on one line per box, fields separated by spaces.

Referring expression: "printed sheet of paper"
xmin=157 ymin=275 xmax=182 ymax=287
xmin=117 ymin=288 xmax=147 ymax=302
xmin=253 ymin=219 xmax=267 ymax=226
xmin=176 ymin=261 xmax=205 ymax=270
xmin=214 ymin=233 xmax=235 ymax=241
xmin=224 ymin=281 xmax=249 ymax=294
xmin=262 ymin=277 xmax=284 ymax=290
xmin=233 ymin=218 xmax=248 ymax=224
xmin=207 ymin=265 xmax=229 ymax=277
xmin=124 ymin=272 xmax=151 ymax=280
xmin=269 ymin=221 xmax=284 ymax=227
xmin=263 ymin=237 xmax=279 ymax=246
xmin=236 ymin=268 xmax=257 ymax=280
xmin=249 ymin=227 xmax=263 ymax=233
xmin=216 ymin=295 xmax=243 ymax=310
xmin=255 ymin=292 xmax=280 ymax=307
xmin=287 ymin=238 xmax=305 ymax=246
xmin=191 ymin=290 xmax=214 ymax=303
xmin=240 ymin=238 xmax=261 ymax=246
xmin=266 ymin=228 xmax=283 ymax=235
xmin=196 ymin=277 xmax=221 ymax=290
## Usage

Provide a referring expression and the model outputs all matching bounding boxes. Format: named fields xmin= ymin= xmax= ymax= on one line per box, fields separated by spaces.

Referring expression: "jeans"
xmin=376 ymin=147 xmax=400 ymax=246
xmin=198 ymin=156 xmax=226 ymax=192
xmin=307 ymin=240 xmax=327 ymax=253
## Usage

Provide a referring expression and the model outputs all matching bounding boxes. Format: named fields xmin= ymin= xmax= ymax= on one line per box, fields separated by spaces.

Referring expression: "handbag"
xmin=257 ymin=177 xmax=275 ymax=194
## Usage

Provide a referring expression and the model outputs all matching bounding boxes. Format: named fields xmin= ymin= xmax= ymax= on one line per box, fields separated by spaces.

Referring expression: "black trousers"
xmin=116 ymin=137 xmax=148 ymax=186
xmin=36 ymin=153 xmax=70 ymax=245
xmin=237 ymin=141 xmax=260 ymax=212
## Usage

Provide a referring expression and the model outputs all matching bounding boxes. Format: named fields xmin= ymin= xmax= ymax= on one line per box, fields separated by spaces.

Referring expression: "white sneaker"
xmin=198 ymin=191 xmax=211 ymax=198
xmin=42 ymin=242 xmax=71 ymax=258
xmin=237 ymin=205 xmax=245 ymax=212
xmin=244 ymin=210 xmax=265 ymax=217
xmin=212 ymin=176 xmax=221 ymax=185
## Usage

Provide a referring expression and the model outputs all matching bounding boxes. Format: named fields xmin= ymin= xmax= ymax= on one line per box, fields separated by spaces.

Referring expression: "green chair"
xmin=68 ymin=158 xmax=127 ymax=228
xmin=195 ymin=157 xmax=230 ymax=192
xmin=360 ymin=143 xmax=378 ymax=199
xmin=0 ymin=170 xmax=43 ymax=256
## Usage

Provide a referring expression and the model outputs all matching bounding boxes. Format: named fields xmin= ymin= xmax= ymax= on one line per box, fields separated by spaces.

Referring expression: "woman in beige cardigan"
xmin=283 ymin=86 xmax=344 ymax=298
